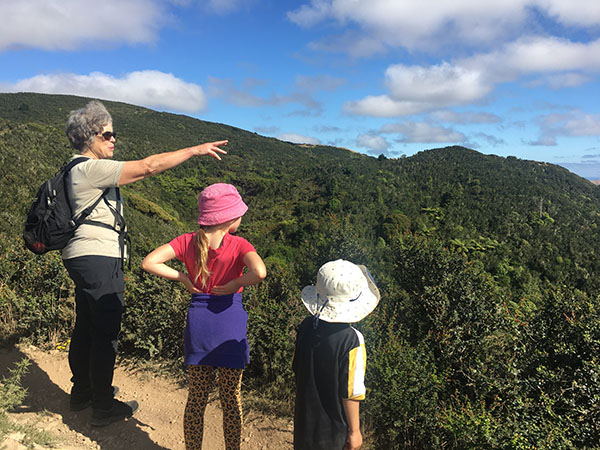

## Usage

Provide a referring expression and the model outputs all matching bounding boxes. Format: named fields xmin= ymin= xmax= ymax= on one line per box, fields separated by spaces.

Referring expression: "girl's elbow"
xmin=257 ymin=266 xmax=267 ymax=281
xmin=141 ymin=258 xmax=151 ymax=272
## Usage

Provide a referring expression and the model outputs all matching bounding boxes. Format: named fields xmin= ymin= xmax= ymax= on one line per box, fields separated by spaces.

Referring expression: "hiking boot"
xmin=70 ymin=386 xmax=120 ymax=411
xmin=91 ymin=399 xmax=139 ymax=427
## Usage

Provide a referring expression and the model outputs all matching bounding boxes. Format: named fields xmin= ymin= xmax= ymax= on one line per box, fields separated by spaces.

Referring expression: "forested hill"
xmin=2 ymin=92 xmax=599 ymax=289
xmin=3 ymin=93 xmax=600 ymax=447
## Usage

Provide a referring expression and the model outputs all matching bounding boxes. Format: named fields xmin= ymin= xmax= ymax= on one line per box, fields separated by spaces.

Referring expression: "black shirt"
xmin=292 ymin=316 xmax=366 ymax=450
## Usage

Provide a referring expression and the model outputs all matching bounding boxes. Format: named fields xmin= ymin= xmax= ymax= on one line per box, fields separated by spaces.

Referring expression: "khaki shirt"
xmin=62 ymin=156 xmax=125 ymax=259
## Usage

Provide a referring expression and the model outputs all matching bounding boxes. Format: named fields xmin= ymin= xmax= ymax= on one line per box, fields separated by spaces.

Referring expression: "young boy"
xmin=292 ymin=259 xmax=380 ymax=450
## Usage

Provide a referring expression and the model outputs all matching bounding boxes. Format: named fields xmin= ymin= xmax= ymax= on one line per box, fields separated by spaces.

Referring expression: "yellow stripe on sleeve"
xmin=347 ymin=329 xmax=366 ymax=400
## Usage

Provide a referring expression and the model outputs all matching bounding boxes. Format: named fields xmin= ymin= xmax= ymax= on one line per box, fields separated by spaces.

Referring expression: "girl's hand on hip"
xmin=180 ymin=274 xmax=201 ymax=294
xmin=210 ymin=279 xmax=241 ymax=296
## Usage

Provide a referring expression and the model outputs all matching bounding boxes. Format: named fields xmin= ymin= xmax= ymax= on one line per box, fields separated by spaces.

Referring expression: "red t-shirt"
xmin=169 ymin=232 xmax=256 ymax=293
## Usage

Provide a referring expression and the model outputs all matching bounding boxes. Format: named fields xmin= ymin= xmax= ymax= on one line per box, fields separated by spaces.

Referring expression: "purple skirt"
xmin=184 ymin=293 xmax=249 ymax=369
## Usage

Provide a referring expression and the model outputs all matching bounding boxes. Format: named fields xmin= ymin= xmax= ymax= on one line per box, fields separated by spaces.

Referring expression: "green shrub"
xmin=121 ymin=262 xmax=189 ymax=361
xmin=440 ymin=396 xmax=510 ymax=450
xmin=365 ymin=331 xmax=443 ymax=448
xmin=245 ymin=261 xmax=305 ymax=404
xmin=513 ymin=289 xmax=600 ymax=447
xmin=390 ymin=234 xmax=518 ymax=401
xmin=0 ymin=357 xmax=30 ymax=413
xmin=0 ymin=234 xmax=74 ymax=345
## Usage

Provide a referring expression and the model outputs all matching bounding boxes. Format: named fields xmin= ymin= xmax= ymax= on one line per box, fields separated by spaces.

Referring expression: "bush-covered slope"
xmin=2 ymin=93 xmax=600 ymax=448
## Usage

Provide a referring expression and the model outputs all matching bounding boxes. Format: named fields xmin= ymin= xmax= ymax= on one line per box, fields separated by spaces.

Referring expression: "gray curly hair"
xmin=65 ymin=100 xmax=112 ymax=151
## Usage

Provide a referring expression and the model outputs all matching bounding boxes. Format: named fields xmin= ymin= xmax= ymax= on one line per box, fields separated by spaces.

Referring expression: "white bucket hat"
xmin=301 ymin=259 xmax=380 ymax=323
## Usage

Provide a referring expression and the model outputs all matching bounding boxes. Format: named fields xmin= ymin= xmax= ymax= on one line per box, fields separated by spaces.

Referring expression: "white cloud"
xmin=0 ymin=0 xmax=165 ymax=51
xmin=345 ymin=36 xmax=600 ymax=117
xmin=343 ymin=95 xmax=430 ymax=117
xmin=356 ymin=134 xmax=389 ymax=152
xmin=254 ymin=126 xmax=280 ymax=135
xmin=538 ymin=0 xmax=600 ymax=27
xmin=289 ymin=0 xmax=527 ymax=48
xmin=291 ymin=1 xmax=600 ymax=121
xmin=470 ymin=36 xmax=600 ymax=81
xmin=287 ymin=0 xmax=332 ymax=28
xmin=288 ymin=0 xmax=600 ymax=54
xmin=208 ymin=77 xmax=322 ymax=113
xmin=385 ymin=63 xmax=491 ymax=104
xmin=314 ymin=125 xmax=343 ymax=133
xmin=208 ymin=78 xmax=266 ymax=107
xmin=527 ymin=111 xmax=600 ymax=146
xmin=295 ymin=74 xmax=346 ymax=92
xmin=582 ymin=150 xmax=600 ymax=159
xmin=540 ymin=112 xmax=600 ymax=137
xmin=205 ymin=0 xmax=251 ymax=14
xmin=277 ymin=133 xmax=321 ymax=145
xmin=3 ymin=71 xmax=207 ymax=113
xmin=341 ymin=62 xmax=492 ymax=117
xmin=527 ymin=136 xmax=558 ymax=146
xmin=544 ymin=73 xmax=592 ymax=89
xmin=473 ymin=132 xmax=506 ymax=147
xmin=381 ymin=122 xmax=466 ymax=143
xmin=307 ymin=32 xmax=387 ymax=58
xmin=430 ymin=111 xmax=502 ymax=124
xmin=526 ymin=72 xmax=593 ymax=89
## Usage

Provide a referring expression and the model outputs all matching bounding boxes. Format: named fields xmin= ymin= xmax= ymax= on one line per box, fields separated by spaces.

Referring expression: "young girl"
xmin=142 ymin=183 xmax=266 ymax=450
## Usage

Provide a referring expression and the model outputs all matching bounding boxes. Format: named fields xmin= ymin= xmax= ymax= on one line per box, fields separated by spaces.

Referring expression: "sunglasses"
xmin=98 ymin=131 xmax=117 ymax=141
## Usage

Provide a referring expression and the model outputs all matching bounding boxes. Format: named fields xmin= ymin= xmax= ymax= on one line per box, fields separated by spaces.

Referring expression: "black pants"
xmin=63 ymin=256 xmax=124 ymax=410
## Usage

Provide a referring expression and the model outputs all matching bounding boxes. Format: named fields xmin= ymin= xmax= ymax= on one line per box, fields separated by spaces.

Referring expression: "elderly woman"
xmin=63 ymin=100 xmax=227 ymax=427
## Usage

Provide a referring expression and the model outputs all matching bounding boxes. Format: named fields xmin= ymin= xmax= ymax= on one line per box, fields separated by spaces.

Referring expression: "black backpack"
xmin=23 ymin=158 xmax=109 ymax=254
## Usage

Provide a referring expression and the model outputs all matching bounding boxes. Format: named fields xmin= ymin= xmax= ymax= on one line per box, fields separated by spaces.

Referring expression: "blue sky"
xmin=1 ymin=0 xmax=599 ymax=178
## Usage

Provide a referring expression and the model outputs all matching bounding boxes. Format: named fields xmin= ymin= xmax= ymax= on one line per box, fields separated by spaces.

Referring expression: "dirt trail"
xmin=0 ymin=345 xmax=293 ymax=449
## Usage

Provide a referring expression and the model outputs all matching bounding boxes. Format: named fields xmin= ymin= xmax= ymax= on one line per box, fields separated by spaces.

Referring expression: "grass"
xmin=243 ymin=388 xmax=293 ymax=419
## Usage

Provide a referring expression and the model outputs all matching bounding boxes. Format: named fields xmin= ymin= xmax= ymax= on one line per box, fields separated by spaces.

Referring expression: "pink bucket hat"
xmin=197 ymin=183 xmax=248 ymax=226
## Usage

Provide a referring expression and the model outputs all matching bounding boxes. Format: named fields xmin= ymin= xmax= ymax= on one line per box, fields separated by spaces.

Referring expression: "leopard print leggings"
xmin=184 ymin=365 xmax=243 ymax=450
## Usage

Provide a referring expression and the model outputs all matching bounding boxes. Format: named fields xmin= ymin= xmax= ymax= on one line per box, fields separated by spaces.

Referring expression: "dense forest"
xmin=2 ymin=93 xmax=600 ymax=449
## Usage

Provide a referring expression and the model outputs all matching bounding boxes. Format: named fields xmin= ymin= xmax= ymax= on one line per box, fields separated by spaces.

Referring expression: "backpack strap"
xmin=83 ymin=187 xmax=131 ymax=269
xmin=63 ymin=157 xmax=90 ymax=173
xmin=104 ymin=187 xmax=131 ymax=270
xmin=71 ymin=188 xmax=110 ymax=227
xmin=60 ymin=156 xmax=91 ymax=221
